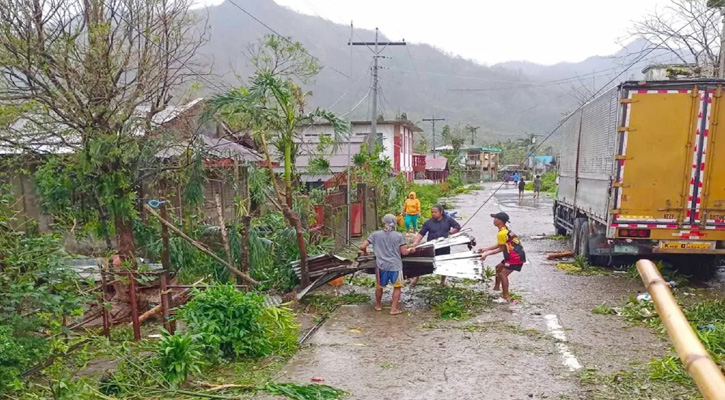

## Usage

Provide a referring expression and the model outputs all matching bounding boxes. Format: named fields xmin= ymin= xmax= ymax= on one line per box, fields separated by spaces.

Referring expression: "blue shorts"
xmin=376 ymin=268 xmax=403 ymax=288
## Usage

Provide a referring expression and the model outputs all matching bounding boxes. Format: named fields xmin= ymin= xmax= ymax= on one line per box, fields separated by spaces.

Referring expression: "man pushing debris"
xmin=360 ymin=214 xmax=414 ymax=315
xmin=478 ymin=212 xmax=526 ymax=303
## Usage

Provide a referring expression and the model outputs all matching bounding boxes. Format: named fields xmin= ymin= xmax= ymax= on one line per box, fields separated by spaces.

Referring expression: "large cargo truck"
xmin=553 ymin=80 xmax=725 ymax=268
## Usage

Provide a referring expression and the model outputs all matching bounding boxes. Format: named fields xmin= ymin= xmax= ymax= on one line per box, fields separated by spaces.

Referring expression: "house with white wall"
xmin=293 ymin=120 xmax=422 ymax=183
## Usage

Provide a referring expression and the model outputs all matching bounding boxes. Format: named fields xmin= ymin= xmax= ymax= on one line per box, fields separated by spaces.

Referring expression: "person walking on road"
xmin=360 ymin=214 xmax=414 ymax=315
xmin=533 ymin=175 xmax=542 ymax=199
xmin=409 ymin=205 xmax=461 ymax=286
xmin=518 ymin=177 xmax=526 ymax=201
xmin=513 ymin=172 xmax=519 ymax=186
xmin=402 ymin=191 xmax=422 ymax=231
xmin=478 ymin=212 xmax=526 ymax=303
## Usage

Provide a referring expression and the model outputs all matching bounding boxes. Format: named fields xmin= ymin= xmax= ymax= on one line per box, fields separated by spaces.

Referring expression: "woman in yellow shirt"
xmin=402 ymin=192 xmax=421 ymax=231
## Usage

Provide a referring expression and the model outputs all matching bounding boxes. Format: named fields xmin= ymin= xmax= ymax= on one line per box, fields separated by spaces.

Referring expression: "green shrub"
xmin=156 ymin=330 xmax=204 ymax=387
xmin=177 ymin=285 xmax=298 ymax=359
xmin=258 ymin=305 xmax=299 ymax=356
xmin=0 ymin=325 xmax=48 ymax=392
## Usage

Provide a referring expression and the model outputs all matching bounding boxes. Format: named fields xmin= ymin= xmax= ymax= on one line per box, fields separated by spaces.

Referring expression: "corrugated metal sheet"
xmin=576 ymin=86 xmax=620 ymax=220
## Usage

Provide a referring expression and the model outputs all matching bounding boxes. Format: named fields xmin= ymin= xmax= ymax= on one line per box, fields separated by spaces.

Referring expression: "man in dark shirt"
xmin=410 ymin=205 xmax=461 ymax=286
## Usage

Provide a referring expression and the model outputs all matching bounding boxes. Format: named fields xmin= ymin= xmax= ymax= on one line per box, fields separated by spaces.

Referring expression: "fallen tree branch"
xmin=546 ymin=251 xmax=574 ymax=260
xmin=131 ymin=278 xmax=203 ymax=326
xmin=144 ymin=204 xmax=258 ymax=286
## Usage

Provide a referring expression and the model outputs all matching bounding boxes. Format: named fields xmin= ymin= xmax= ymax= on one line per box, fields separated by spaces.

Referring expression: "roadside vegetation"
xmin=584 ymin=262 xmax=724 ymax=398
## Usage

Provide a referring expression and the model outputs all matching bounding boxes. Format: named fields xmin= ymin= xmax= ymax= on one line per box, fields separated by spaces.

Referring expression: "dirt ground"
xmin=264 ymin=184 xmax=706 ymax=399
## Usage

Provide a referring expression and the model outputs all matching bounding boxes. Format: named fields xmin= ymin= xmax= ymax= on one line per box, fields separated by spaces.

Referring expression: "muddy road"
xmin=269 ymin=185 xmax=706 ymax=399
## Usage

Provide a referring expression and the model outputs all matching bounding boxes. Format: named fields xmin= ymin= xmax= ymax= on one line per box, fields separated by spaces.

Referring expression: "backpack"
xmin=504 ymin=229 xmax=526 ymax=265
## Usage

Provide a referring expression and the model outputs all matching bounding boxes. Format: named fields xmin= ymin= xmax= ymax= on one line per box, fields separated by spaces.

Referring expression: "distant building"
xmin=425 ymin=155 xmax=448 ymax=183
xmin=642 ymin=64 xmax=713 ymax=80
xmin=293 ymin=120 xmax=423 ymax=183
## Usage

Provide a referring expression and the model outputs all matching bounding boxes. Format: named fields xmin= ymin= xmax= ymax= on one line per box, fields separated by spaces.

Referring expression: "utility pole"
xmin=423 ymin=116 xmax=445 ymax=158
xmin=349 ymin=28 xmax=406 ymax=152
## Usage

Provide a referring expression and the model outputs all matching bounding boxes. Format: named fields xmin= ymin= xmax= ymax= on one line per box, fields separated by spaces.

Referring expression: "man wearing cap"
xmin=409 ymin=205 xmax=461 ymax=286
xmin=360 ymin=214 xmax=415 ymax=315
xmin=478 ymin=212 xmax=526 ymax=302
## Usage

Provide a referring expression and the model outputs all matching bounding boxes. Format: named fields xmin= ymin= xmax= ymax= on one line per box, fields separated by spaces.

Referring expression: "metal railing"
xmin=636 ymin=259 xmax=725 ymax=400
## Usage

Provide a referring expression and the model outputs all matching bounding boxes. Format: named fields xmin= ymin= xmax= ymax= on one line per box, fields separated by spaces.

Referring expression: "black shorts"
xmin=504 ymin=263 xmax=523 ymax=272
xmin=518 ymin=188 xmax=524 ymax=192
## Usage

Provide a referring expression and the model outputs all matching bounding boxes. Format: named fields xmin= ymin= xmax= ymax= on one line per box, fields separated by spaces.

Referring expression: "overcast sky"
xmin=199 ymin=0 xmax=671 ymax=65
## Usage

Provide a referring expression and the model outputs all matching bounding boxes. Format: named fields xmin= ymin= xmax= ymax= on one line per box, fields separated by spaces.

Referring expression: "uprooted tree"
xmin=207 ymin=35 xmax=349 ymax=287
xmin=0 ymin=0 xmax=207 ymax=260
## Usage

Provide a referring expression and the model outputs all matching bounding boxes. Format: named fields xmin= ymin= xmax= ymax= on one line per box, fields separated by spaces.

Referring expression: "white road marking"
xmin=544 ymin=314 xmax=582 ymax=371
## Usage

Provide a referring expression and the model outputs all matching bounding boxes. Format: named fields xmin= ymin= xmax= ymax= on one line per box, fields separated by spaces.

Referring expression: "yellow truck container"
xmin=554 ymin=80 xmax=725 ymax=268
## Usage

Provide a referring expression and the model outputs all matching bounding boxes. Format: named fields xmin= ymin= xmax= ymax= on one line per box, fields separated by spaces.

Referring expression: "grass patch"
xmin=300 ymin=292 xmax=370 ymax=315
xmin=610 ymin=296 xmax=725 ymax=392
xmin=578 ymin=367 xmax=699 ymax=400
xmin=420 ymin=285 xmax=492 ymax=320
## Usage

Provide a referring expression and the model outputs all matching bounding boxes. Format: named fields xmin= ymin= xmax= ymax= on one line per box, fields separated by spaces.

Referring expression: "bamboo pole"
xmin=636 ymin=259 xmax=725 ymax=400
xmin=144 ymin=204 xmax=258 ymax=286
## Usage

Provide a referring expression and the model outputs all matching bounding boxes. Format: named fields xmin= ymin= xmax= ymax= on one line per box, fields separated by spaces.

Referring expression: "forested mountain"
xmin=197 ymin=0 xmax=672 ymax=144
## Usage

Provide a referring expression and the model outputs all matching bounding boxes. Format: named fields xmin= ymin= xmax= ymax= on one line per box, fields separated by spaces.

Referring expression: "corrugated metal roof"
xmin=425 ymin=156 xmax=448 ymax=171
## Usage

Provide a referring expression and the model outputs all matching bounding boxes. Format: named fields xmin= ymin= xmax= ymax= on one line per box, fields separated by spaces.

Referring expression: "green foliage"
xmin=0 ymin=325 xmax=47 ymax=392
xmin=261 ymin=382 xmax=348 ymax=400
xmin=524 ymin=171 xmax=557 ymax=193
xmin=259 ymin=304 xmax=299 ymax=356
xmin=0 ymin=186 xmax=90 ymax=393
xmin=178 ymin=285 xmax=298 ymax=359
xmin=156 ymin=330 xmax=204 ymax=387
xmin=592 ymin=302 xmax=615 ymax=315
xmin=618 ymin=296 xmax=662 ymax=329
xmin=420 ymin=286 xmax=492 ymax=320
xmin=249 ymin=34 xmax=321 ymax=83
xmin=301 ymin=292 xmax=370 ymax=315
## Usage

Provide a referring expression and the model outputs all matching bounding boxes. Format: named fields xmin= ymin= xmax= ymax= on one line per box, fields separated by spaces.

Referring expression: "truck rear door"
xmin=615 ymin=88 xmax=698 ymax=226
xmin=702 ymin=87 xmax=725 ymax=228
xmin=614 ymin=83 xmax=725 ymax=247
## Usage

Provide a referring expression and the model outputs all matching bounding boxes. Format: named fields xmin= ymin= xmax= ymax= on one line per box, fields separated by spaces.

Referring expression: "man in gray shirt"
xmin=360 ymin=214 xmax=414 ymax=315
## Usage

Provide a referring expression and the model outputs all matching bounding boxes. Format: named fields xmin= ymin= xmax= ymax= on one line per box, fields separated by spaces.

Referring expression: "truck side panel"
xmin=556 ymin=110 xmax=582 ymax=209
xmin=575 ymin=87 xmax=619 ymax=222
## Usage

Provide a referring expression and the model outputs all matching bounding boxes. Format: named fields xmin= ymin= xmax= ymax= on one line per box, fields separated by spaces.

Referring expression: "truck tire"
xmin=578 ymin=220 xmax=590 ymax=260
xmin=571 ymin=218 xmax=585 ymax=254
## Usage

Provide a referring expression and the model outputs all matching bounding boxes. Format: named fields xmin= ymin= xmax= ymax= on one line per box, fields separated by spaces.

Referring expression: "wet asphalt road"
xmin=266 ymin=184 xmax=675 ymax=400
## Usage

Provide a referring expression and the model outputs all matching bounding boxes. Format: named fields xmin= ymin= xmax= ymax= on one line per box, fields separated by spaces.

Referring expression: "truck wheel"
xmin=571 ymin=218 xmax=585 ymax=253
xmin=578 ymin=220 xmax=590 ymax=260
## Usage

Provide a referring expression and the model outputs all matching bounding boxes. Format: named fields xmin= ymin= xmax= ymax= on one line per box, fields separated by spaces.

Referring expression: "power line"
xmin=226 ymin=0 xmax=350 ymax=79
xmin=327 ymin=60 xmax=373 ymax=109
xmin=460 ymin=9 xmax=712 ymax=228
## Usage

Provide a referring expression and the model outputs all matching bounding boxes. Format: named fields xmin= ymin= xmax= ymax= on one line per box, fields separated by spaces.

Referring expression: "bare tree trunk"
xmin=115 ymin=215 xmax=136 ymax=262
xmin=240 ymin=216 xmax=251 ymax=276
xmin=259 ymin=132 xmax=310 ymax=287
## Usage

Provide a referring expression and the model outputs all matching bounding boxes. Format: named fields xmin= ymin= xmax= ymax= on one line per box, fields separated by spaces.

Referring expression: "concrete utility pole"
xmin=423 ymin=116 xmax=445 ymax=158
xmin=349 ymin=28 xmax=406 ymax=152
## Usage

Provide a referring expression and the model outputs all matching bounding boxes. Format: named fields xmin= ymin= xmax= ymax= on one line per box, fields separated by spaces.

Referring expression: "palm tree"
xmin=208 ymin=72 xmax=349 ymax=286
